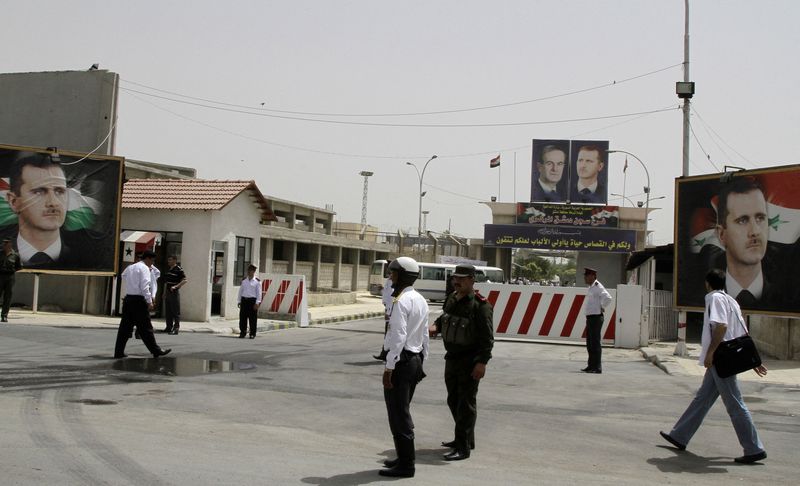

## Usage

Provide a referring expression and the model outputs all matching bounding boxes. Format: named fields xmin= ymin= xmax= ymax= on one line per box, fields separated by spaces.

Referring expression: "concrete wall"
xmin=0 ymin=70 xmax=118 ymax=154
xmin=209 ymin=194 xmax=263 ymax=320
xmin=121 ymin=209 xmax=213 ymax=322
xmin=750 ymin=315 xmax=800 ymax=360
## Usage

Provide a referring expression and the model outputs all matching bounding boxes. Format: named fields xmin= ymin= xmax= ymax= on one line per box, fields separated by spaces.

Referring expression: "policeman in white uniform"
xmin=379 ymin=257 xmax=429 ymax=478
xmin=582 ymin=267 xmax=612 ymax=373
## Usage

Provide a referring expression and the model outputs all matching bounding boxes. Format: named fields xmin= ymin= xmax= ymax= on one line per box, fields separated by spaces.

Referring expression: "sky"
xmin=3 ymin=0 xmax=799 ymax=245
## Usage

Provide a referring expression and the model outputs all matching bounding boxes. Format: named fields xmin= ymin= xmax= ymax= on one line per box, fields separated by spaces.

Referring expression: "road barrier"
xmin=259 ymin=274 xmax=309 ymax=327
xmin=475 ymin=284 xmax=617 ymax=344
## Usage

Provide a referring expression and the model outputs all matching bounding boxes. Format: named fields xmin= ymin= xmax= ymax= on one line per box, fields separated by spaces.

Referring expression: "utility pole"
xmin=359 ymin=171 xmax=373 ymax=240
xmin=674 ymin=0 xmax=695 ymax=357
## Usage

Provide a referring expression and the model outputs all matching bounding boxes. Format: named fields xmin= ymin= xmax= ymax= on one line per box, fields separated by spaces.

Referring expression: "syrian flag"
xmin=689 ymin=206 xmax=722 ymax=254
xmin=760 ymin=171 xmax=800 ymax=244
xmin=489 ymin=154 xmax=500 ymax=168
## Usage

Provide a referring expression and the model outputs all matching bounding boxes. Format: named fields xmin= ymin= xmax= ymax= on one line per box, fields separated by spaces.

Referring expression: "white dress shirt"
xmin=584 ymin=279 xmax=612 ymax=315
xmin=384 ymin=286 xmax=430 ymax=370
xmin=698 ymin=290 xmax=748 ymax=365
xmin=381 ymin=277 xmax=394 ymax=315
xmin=238 ymin=276 xmax=262 ymax=304
xmin=17 ymin=234 xmax=61 ymax=264
xmin=725 ymin=271 xmax=764 ymax=301
xmin=122 ymin=261 xmax=154 ymax=305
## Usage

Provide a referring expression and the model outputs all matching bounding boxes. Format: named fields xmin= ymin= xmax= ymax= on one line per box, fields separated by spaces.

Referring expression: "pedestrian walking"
xmin=379 ymin=257 xmax=429 ymax=478
xmin=581 ymin=267 xmax=612 ymax=373
xmin=237 ymin=264 xmax=261 ymax=339
xmin=0 ymin=238 xmax=22 ymax=322
xmin=163 ymin=255 xmax=187 ymax=334
xmin=660 ymin=268 xmax=768 ymax=464
xmin=430 ymin=264 xmax=494 ymax=461
xmin=114 ymin=250 xmax=171 ymax=359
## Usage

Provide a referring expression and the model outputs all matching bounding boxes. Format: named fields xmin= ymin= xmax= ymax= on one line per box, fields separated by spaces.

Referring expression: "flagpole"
xmin=513 ymin=152 xmax=517 ymax=203
xmin=622 ymin=156 xmax=628 ymax=207
xmin=495 ymin=156 xmax=500 ymax=201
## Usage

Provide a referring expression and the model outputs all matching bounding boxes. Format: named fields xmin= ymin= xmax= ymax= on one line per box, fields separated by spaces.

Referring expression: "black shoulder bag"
xmin=711 ymin=293 xmax=762 ymax=378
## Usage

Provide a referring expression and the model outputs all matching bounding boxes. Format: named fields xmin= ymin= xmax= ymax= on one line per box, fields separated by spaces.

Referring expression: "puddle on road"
xmin=111 ymin=357 xmax=256 ymax=376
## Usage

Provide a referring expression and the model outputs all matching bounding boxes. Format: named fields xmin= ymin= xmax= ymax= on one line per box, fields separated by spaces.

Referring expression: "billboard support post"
xmin=32 ymin=274 xmax=39 ymax=313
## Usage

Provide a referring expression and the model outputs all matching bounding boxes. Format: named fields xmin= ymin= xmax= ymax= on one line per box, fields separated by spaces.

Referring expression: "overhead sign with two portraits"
xmin=674 ymin=165 xmax=800 ymax=316
xmin=531 ymin=139 xmax=609 ymax=205
xmin=0 ymin=144 xmax=124 ymax=275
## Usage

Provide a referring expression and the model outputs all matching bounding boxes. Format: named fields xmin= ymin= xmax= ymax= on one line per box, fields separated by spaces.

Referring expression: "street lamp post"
xmin=406 ymin=155 xmax=438 ymax=236
xmin=607 ymin=150 xmax=651 ymax=247
xmin=610 ymin=192 xmax=637 ymax=208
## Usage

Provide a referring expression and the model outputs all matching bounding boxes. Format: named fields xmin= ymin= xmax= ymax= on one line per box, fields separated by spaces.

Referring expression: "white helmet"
xmin=388 ymin=256 xmax=419 ymax=278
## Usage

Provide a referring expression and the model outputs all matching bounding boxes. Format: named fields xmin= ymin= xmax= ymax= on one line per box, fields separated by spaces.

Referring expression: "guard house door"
xmin=211 ymin=241 xmax=227 ymax=316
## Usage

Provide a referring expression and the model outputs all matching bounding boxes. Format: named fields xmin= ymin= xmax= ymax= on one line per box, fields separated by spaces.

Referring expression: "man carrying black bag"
xmin=659 ymin=269 xmax=768 ymax=464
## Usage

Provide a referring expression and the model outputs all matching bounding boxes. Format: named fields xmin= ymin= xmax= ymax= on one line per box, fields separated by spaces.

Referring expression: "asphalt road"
xmin=0 ymin=318 xmax=797 ymax=485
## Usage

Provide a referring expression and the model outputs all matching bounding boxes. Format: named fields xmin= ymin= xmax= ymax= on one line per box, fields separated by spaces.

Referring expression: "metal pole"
xmin=607 ymin=150 xmax=650 ymax=248
xmin=676 ymin=0 xmax=691 ymax=357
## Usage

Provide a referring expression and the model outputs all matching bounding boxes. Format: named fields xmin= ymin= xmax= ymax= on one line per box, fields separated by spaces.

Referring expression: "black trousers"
xmin=164 ymin=289 xmax=181 ymax=331
xmin=0 ymin=273 xmax=15 ymax=318
xmin=239 ymin=298 xmax=258 ymax=336
xmin=115 ymin=295 xmax=161 ymax=357
xmin=585 ymin=314 xmax=604 ymax=370
xmin=444 ymin=355 xmax=480 ymax=451
xmin=384 ymin=351 xmax=423 ymax=442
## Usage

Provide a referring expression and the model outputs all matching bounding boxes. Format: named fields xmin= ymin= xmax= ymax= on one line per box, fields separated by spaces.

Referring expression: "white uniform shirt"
xmin=238 ymin=276 xmax=262 ymax=305
xmin=384 ymin=286 xmax=429 ymax=370
xmin=584 ymin=279 xmax=612 ymax=315
xmin=122 ymin=261 xmax=154 ymax=305
xmin=699 ymin=290 xmax=748 ymax=365
xmin=381 ymin=277 xmax=394 ymax=315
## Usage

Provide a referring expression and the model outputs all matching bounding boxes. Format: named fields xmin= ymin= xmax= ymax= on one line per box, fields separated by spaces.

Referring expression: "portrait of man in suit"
xmin=2 ymin=151 xmax=113 ymax=270
xmin=716 ymin=177 xmax=772 ymax=308
xmin=569 ymin=144 xmax=607 ymax=204
xmin=531 ymin=142 xmax=568 ymax=202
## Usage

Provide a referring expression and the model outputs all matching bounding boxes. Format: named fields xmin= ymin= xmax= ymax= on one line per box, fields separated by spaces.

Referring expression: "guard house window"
xmin=234 ymin=237 xmax=253 ymax=284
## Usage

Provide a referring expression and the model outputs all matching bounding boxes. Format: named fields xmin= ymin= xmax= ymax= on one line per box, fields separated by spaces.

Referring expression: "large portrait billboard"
xmin=0 ymin=144 xmax=123 ymax=275
xmin=674 ymin=165 xmax=800 ymax=316
xmin=531 ymin=139 xmax=609 ymax=205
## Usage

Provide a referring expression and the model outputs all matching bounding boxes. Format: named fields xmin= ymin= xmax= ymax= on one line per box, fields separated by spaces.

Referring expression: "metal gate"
xmin=647 ymin=289 xmax=678 ymax=342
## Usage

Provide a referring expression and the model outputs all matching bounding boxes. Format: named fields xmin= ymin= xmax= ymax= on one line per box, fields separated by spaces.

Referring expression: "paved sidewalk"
xmin=641 ymin=341 xmax=799 ymax=387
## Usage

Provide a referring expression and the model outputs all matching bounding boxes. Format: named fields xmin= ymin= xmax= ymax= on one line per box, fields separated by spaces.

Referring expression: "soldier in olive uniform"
xmin=430 ymin=264 xmax=494 ymax=461
xmin=0 ymin=238 xmax=22 ymax=322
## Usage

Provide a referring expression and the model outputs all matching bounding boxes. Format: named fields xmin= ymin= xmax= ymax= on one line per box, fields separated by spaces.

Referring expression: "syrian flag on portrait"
xmin=0 ymin=177 xmax=101 ymax=231
xmin=489 ymin=154 xmax=500 ymax=168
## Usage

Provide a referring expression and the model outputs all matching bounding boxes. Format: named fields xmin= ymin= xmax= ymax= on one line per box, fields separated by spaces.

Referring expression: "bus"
xmin=369 ymin=259 xmax=505 ymax=301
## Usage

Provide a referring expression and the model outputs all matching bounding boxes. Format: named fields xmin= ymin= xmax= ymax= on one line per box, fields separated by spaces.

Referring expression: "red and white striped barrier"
xmin=259 ymin=274 xmax=309 ymax=327
xmin=475 ymin=283 xmax=617 ymax=344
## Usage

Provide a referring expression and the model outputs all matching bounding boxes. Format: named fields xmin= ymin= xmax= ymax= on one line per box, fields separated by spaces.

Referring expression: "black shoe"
xmin=378 ymin=465 xmax=415 ymax=478
xmin=113 ymin=354 xmax=127 ymax=359
xmin=383 ymin=458 xmax=398 ymax=468
xmin=134 ymin=332 xmax=141 ymax=340
xmin=659 ymin=431 xmax=686 ymax=451
xmin=734 ymin=451 xmax=766 ymax=464
xmin=582 ymin=368 xmax=602 ymax=374
xmin=443 ymin=450 xmax=470 ymax=461
xmin=239 ymin=333 xmax=246 ymax=339
xmin=169 ymin=329 xmax=179 ymax=335
xmin=162 ymin=329 xmax=172 ymax=334
xmin=441 ymin=440 xmax=475 ymax=450
xmin=249 ymin=335 xmax=256 ymax=339
xmin=1 ymin=316 xmax=7 ymax=322
xmin=153 ymin=348 xmax=172 ymax=358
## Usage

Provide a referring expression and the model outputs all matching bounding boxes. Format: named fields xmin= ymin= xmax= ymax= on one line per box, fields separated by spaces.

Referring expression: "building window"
xmin=234 ymin=237 xmax=253 ymax=283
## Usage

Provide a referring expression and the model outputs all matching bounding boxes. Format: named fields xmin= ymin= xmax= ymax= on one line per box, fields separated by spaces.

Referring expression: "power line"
xmin=120 ymin=63 xmax=681 ymax=118
xmin=690 ymin=105 xmax=754 ymax=168
xmin=688 ymin=120 xmax=720 ymax=172
xmin=121 ymin=86 xmax=678 ymax=128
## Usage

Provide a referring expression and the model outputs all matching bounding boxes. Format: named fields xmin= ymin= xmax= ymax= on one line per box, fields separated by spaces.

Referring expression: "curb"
xmin=310 ymin=311 xmax=384 ymax=326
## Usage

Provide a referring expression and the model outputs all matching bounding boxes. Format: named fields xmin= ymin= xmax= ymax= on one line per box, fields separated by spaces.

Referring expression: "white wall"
xmin=121 ymin=208 xmax=213 ymax=322
xmin=209 ymin=193 xmax=263 ymax=319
